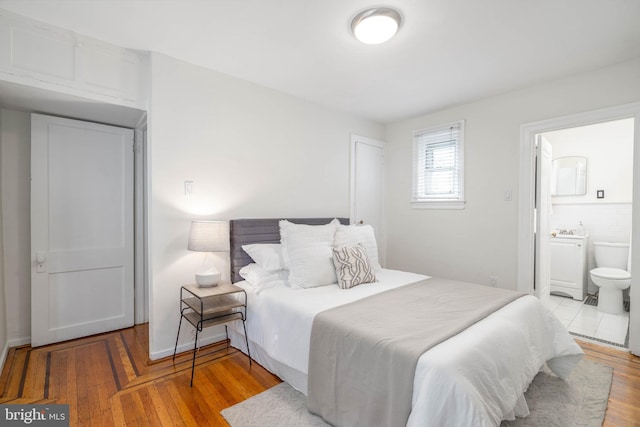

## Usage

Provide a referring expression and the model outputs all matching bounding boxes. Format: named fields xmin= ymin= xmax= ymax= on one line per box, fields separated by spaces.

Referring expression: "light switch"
xmin=185 ymin=181 xmax=194 ymax=195
xmin=504 ymin=189 xmax=512 ymax=201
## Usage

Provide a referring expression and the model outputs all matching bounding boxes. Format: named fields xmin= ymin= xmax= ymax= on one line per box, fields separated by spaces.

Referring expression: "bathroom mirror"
xmin=552 ymin=156 xmax=587 ymax=196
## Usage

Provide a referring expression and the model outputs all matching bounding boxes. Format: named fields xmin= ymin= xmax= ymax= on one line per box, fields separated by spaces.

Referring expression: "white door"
xmin=350 ymin=135 xmax=386 ymax=265
xmin=535 ymin=136 xmax=553 ymax=302
xmin=31 ymin=114 xmax=134 ymax=347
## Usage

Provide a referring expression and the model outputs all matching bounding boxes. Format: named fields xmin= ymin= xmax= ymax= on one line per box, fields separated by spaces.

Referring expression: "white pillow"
xmin=279 ymin=219 xmax=338 ymax=269
xmin=279 ymin=220 xmax=292 ymax=268
xmin=239 ymin=263 xmax=288 ymax=293
xmin=334 ymin=224 xmax=382 ymax=272
xmin=242 ymin=243 xmax=285 ymax=272
xmin=282 ymin=219 xmax=340 ymax=288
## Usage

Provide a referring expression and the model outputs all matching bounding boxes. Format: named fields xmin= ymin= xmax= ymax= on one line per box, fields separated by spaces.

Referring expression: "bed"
xmin=226 ymin=218 xmax=584 ymax=427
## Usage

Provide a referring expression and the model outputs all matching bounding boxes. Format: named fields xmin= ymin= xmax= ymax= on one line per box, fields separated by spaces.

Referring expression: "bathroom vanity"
xmin=550 ymin=234 xmax=589 ymax=300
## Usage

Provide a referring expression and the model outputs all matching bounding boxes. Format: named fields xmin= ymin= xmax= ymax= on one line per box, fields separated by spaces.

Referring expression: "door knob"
xmin=35 ymin=251 xmax=46 ymax=273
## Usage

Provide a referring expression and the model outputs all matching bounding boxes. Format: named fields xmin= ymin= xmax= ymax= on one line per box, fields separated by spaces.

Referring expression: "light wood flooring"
xmin=1 ymin=324 xmax=639 ymax=426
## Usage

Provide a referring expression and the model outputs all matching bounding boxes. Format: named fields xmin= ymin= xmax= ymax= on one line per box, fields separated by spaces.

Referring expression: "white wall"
xmin=147 ymin=53 xmax=384 ymax=359
xmin=547 ymin=118 xmax=634 ymax=204
xmin=0 ymin=109 xmax=30 ymax=345
xmin=385 ymin=58 xmax=640 ymax=290
xmin=551 ymin=204 xmax=632 ymax=246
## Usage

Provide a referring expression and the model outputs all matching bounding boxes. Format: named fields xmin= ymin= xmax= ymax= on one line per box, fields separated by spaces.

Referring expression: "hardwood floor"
xmin=1 ymin=325 xmax=638 ymax=426
xmin=580 ymin=340 xmax=640 ymax=426
xmin=0 ymin=324 xmax=280 ymax=426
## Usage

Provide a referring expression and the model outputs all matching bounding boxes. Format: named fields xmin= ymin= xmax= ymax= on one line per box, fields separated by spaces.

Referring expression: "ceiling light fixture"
xmin=351 ymin=7 xmax=402 ymax=45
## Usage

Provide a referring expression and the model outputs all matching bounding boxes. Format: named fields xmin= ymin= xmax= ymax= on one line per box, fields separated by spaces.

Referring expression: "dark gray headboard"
xmin=230 ymin=218 xmax=349 ymax=283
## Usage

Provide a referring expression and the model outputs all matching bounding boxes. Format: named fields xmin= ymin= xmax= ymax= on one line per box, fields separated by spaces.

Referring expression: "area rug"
xmin=221 ymin=359 xmax=612 ymax=427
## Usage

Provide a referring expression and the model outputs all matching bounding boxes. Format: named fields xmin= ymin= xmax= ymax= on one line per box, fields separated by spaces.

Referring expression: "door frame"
xmin=134 ymin=117 xmax=149 ymax=324
xmin=350 ymin=134 xmax=387 ymax=265
xmin=534 ymin=136 xmax=552 ymax=301
xmin=517 ymin=101 xmax=640 ymax=355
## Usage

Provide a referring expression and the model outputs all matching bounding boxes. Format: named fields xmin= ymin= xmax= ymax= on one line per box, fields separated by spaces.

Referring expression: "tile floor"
xmin=543 ymin=294 xmax=629 ymax=347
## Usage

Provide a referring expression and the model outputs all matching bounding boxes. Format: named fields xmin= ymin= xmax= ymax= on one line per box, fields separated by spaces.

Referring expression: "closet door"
xmin=351 ymin=135 xmax=386 ymax=265
xmin=31 ymin=113 xmax=134 ymax=347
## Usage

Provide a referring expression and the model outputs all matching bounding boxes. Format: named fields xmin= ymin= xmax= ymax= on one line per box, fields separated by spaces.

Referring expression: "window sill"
xmin=411 ymin=200 xmax=466 ymax=210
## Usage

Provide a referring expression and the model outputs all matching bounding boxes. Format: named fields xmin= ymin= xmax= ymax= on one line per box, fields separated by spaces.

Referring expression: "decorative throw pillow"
xmin=282 ymin=219 xmax=340 ymax=288
xmin=334 ymin=224 xmax=382 ymax=272
xmin=332 ymin=244 xmax=377 ymax=289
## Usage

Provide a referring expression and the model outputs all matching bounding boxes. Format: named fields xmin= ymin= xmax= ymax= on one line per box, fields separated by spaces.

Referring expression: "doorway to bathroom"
xmin=518 ymin=102 xmax=640 ymax=356
xmin=537 ymin=118 xmax=634 ymax=348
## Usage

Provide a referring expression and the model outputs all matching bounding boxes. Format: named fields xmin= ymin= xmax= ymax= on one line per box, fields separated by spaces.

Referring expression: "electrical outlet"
xmin=489 ymin=275 xmax=498 ymax=286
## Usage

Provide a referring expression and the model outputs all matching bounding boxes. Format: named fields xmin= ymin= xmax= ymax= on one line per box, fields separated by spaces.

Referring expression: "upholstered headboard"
xmin=229 ymin=218 xmax=349 ymax=283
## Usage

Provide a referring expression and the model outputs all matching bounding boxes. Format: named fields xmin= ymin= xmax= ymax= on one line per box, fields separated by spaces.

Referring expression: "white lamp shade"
xmin=188 ymin=220 xmax=230 ymax=252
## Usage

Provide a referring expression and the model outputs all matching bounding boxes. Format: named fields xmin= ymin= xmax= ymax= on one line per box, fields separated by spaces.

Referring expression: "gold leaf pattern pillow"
xmin=332 ymin=244 xmax=377 ymax=289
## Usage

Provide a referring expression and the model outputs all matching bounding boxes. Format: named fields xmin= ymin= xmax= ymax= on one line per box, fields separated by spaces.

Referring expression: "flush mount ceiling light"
xmin=351 ymin=7 xmax=402 ymax=45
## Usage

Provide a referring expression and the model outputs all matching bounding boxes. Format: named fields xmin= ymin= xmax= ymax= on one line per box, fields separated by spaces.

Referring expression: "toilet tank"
xmin=593 ymin=242 xmax=629 ymax=270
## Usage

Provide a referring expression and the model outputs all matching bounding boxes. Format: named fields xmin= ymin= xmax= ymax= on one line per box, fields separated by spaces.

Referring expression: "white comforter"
xmin=229 ymin=269 xmax=583 ymax=427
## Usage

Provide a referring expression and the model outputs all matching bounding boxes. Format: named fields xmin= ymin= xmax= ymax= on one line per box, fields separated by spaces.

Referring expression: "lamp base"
xmin=195 ymin=270 xmax=221 ymax=287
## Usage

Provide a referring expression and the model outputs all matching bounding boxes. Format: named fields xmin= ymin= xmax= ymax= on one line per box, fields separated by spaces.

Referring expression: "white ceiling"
xmin=0 ymin=0 xmax=639 ymax=124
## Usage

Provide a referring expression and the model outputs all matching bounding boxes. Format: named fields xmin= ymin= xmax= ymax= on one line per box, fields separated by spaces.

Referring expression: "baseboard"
xmin=8 ymin=337 xmax=30 ymax=347
xmin=0 ymin=341 xmax=8 ymax=374
xmin=150 ymin=331 xmax=227 ymax=361
xmin=0 ymin=335 xmax=31 ymax=374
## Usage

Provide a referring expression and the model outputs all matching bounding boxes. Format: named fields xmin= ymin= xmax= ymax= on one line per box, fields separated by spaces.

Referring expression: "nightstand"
xmin=172 ymin=283 xmax=251 ymax=386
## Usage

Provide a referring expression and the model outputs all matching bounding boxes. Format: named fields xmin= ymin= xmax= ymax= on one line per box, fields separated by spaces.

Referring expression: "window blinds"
xmin=413 ymin=122 xmax=464 ymax=202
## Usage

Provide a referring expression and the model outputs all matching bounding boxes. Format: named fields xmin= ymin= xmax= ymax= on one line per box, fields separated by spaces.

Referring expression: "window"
xmin=412 ymin=120 xmax=465 ymax=209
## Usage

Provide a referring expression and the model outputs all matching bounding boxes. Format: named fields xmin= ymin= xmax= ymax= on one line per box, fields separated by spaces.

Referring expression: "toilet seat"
xmin=590 ymin=267 xmax=631 ymax=280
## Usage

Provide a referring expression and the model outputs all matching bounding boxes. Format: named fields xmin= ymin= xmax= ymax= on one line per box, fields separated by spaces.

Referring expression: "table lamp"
xmin=187 ymin=220 xmax=229 ymax=287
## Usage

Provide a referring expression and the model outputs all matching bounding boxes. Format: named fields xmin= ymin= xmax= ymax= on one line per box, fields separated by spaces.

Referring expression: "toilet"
xmin=590 ymin=242 xmax=631 ymax=315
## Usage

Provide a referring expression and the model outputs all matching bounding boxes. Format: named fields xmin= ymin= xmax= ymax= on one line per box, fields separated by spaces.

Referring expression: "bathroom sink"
xmin=551 ymin=233 xmax=588 ymax=239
